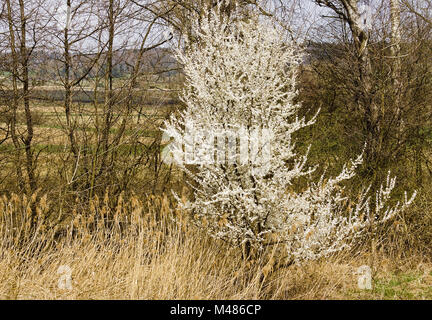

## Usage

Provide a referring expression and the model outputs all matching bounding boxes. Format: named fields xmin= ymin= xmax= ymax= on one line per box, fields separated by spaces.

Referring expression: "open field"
xmin=0 ymin=88 xmax=181 ymax=195
xmin=0 ymin=98 xmax=175 ymax=150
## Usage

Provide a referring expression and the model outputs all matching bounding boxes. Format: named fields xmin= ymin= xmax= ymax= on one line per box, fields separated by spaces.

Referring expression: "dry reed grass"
xmin=0 ymin=191 xmax=430 ymax=300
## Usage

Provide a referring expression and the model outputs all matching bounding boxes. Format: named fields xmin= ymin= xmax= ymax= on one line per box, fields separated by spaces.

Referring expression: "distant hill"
xmin=0 ymin=47 xmax=179 ymax=83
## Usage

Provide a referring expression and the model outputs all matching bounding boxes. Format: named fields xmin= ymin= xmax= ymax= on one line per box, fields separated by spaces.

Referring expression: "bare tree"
xmin=47 ymin=0 xmax=179 ymax=201
xmin=402 ymin=0 xmax=432 ymax=27
xmin=2 ymin=0 xmax=51 ymax=196
xmin=390 ymin=0 xmax=402 ymax=127
xmin=313 ymin=0 xmax=383 ymax=173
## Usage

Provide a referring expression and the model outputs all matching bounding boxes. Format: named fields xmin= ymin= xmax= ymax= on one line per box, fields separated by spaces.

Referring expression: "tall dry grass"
xmin=0 ymin=190 xmax=430 ymax=300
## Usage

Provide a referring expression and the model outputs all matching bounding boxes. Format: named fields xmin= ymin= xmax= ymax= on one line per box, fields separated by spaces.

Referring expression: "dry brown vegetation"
xmin=0 ymin=190 xmax=431 ymax=300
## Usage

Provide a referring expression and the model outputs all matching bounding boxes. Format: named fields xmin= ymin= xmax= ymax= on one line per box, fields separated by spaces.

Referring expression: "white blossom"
xmin=163 ymin=8 xmax=416 ymax=263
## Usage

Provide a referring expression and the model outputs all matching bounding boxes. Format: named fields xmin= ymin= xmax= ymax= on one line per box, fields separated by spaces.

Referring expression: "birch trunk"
xmin=390 ymin=0 xmax=402 ymax=128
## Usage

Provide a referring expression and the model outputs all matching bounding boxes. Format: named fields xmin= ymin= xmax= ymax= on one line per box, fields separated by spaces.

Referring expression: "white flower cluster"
xmin=163 ymin=8 xmax=416 ymax=263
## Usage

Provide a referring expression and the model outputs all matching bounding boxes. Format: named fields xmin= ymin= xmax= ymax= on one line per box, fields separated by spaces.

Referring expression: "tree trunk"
xmin=5 ymin=0 xmax=25 ymax=191
xmin=390 ymin=0 xmax=402 ymax=132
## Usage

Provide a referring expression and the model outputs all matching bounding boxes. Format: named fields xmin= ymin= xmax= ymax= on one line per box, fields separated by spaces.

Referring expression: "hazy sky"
xmin=3 ymin=0 xmax=422 ymax=53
